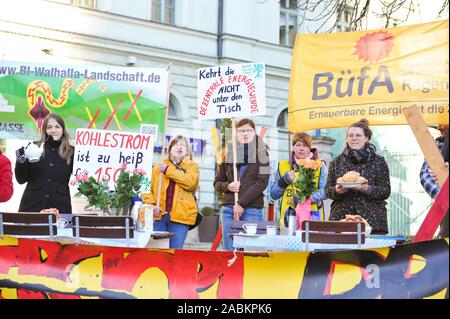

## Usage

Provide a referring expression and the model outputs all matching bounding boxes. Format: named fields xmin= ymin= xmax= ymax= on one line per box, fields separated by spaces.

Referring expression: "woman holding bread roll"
xmin=325 ymin=119 xmax=391 ymax=234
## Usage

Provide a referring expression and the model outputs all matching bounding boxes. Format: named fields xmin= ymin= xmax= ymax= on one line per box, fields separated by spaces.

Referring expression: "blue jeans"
xmin=220 ymin=205 xmax=263 ymax=251
xmin=154 ymin=213 xmax=189 ymax=249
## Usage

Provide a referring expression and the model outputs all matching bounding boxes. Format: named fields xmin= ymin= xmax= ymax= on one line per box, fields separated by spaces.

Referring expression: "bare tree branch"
xmin=437 ymin=0 xmax=449 ymax=17
xmin=276 ymin=0 xmax=447 ymax=34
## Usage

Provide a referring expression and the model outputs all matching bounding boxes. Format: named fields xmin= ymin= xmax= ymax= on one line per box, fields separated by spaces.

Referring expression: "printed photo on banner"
xmin=0 ymin=61 xmax=169 ymax=141
xmin=197 ymin=63 xmax=266 ymax=120
xmin=288 ymin=20 xmax=449 ymax=132
xmin=73 ymin=128 xmax=154 ymax=192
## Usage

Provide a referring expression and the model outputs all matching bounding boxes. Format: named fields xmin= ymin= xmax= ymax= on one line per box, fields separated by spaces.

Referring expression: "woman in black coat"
xmin=15 ymin=114 xmax=74 ymax=214
xmin=325 ymin=119 xmax=391 ymax=234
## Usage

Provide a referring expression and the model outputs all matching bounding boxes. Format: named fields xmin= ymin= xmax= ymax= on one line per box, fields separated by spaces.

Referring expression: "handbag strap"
xmin=170 ymin=160 xmax=197 ymax=201
xmin=170 ymin=160 xmax=186 ymax=173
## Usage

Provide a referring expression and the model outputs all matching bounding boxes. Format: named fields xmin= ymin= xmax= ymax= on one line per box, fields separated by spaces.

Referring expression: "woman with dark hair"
xmin=325 ymin=118 xmax=391 ymax=234
xmin=144 ymin=135 xmax=199 ymax=249
xmin=15 ymin=113 xmax=74 ymax=213
xmin=214 ymin=118 xmax=270 ymax=250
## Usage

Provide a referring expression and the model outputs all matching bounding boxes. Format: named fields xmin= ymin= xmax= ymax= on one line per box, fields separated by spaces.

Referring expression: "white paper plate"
xmin=339 ymin=182 xmax=364 ymax=188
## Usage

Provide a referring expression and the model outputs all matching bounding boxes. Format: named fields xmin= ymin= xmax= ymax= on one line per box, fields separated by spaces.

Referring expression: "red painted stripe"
xmin=413 ymin=177 xmax=449 ymax=243
xmin=103 ymin=99 xmax=122 ymax=130
xmin=123 ymin=90 xmax=142 ymax=121
xmin=324 ymin=261 xmax=340 ymax=296
xmin=211 ymin=225 xmax=222 ymax=251
xmin=88 ymin=107 xmax=102 ymax=129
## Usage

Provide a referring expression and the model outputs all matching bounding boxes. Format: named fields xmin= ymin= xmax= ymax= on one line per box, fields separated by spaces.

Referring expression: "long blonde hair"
xmin=38 ymin=114 xmax=73 ymax=165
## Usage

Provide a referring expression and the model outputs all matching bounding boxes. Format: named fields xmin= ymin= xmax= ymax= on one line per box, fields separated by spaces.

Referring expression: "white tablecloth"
xmin=9 ymin=228 xmax=171 ymax=248
xmin=232 ymin=234 xmax=399 ymax=252
xmin=58 ymin=228 xmax=154 ymax=248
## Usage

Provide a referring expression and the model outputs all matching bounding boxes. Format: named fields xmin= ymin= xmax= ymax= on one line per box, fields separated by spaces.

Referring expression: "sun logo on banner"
xmin=353 ymin=31 xmax=394 ymax=63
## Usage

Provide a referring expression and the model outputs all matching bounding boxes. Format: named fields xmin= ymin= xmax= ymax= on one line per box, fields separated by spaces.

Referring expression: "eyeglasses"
xmin=174 ymin=142 xmax=187 ymax=147
xmin=237 ymin=129 xmax=254 ymax=134
xmin=347 ymin=134 xmax=365 ymax=139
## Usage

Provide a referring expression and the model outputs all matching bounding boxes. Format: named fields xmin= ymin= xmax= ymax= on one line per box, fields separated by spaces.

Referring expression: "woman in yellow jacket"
xmin=144 ymin=135 xmax=199 ymax=249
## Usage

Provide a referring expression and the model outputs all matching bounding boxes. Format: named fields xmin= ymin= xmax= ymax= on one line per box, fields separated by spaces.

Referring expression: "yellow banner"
xmin=288 ymin=20 xmax=449 ymax=132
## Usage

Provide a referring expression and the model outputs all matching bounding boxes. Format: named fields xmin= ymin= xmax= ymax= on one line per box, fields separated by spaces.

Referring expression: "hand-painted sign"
xmin=73 ymin=128 xmax=154 ymax=191
xmin=0 ymin=236 xmax=447 ymax=299
xmin=197 ymin=63 xmax=266 ymax=120
xmin=288 ymin=20 xmax=449 ymax=131
xmin=0 ymin=61 xmax=168 ymax=141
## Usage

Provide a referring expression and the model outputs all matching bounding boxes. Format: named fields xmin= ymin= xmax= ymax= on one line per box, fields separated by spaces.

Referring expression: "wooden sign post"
xmin=404 ymin=105 xmax=448 ymax=188
xmin=404 ymin=104 xmax=449 ymax=241
xmin=156 ymin=63 xmax=173 ymax=208
xmin=231 ymin=118 xmax=239 ymax=205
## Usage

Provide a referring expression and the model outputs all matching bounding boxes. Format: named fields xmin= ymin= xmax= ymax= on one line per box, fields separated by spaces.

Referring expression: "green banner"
xmin=0 ymin=61 xmax=168 ymax=142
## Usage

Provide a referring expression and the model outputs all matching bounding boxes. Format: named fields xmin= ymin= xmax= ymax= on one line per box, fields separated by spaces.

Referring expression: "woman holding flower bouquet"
xmin=325 ymin=119 xmax=391 ymax=234
xmin=143 ymin=135 xmax=199 ymax=249
xmin=270 ymin=132 xmax=328 ymax=231
xmin=15 ymin=114 xmax=74 ymax=214
xmin=214 ymin=118 xmax=270 ymax=251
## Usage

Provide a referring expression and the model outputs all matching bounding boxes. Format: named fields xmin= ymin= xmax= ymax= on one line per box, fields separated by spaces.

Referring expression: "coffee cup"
xmin=242 ymin=223 xmax=258 ymax=235
xmin=266 ymin=225 xmax=277 ymax=236
xmin=24 ymin=143 xmax=44 ymax=163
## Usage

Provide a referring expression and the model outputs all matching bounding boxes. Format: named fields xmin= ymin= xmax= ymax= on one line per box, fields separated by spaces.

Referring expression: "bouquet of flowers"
xmin=292 ymin=158 xmax=320 ymax=229
xmin=71 ymin=171 xmax=111 ymax=211
xmin=110 ymin=164 xmax=146 ymax=211
xmin=71 ymin=163 xmax=146 ymax=215
xmin=292 ymin=158 xmax=320 ymax=204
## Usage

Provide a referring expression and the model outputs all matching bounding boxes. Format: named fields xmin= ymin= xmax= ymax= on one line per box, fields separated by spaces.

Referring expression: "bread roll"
xmin=340 ymin=214 xmax=370 ymax=227
xmin=40 ymin=208 xmax=60 ymax=220
xmin=355 ymin=176 xmax=368 ymax=183
xmin=342 ymin=171 xmax=360 ymax=182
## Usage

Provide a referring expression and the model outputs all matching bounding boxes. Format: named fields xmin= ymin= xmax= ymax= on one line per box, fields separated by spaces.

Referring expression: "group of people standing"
xmin=0 ymin=114 xmax=448 ymax=250
xmin=147 ymin=117 xmax=393 ymax=250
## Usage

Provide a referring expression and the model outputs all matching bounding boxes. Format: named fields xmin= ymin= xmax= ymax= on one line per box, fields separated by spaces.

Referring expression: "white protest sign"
xmin=197 ymin=63 xmax=266 ymax=120
xmin=73 ymin=128 xmax=154 ymax=191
